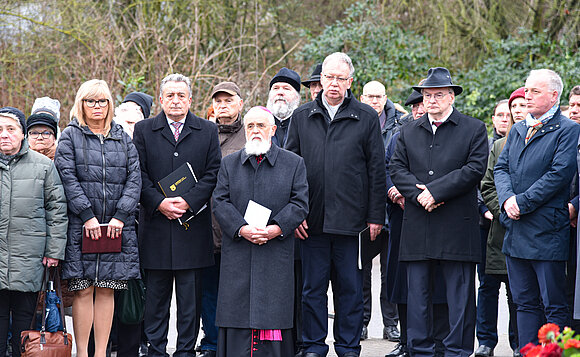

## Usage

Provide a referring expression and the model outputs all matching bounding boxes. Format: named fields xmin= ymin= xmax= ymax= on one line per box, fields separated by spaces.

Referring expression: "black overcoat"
xmin=133 ymin=111 xmax=221 ymax=270
xmin=212 ymin=144 xmax=309 ymax=329
xmin=285 ymin=90 xmax=386 ymax=236
xmin=390 ymin=108 xmax=488 ymax=262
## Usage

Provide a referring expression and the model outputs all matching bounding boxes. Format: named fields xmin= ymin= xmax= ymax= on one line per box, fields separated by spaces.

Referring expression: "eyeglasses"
xmin=322 ymin=74 xmax=350 ymax=84
xmin=83 ymin=99 xmax=109 ymax=108
xmin=28 ymin=131 xmax=54 ymax=139
xmin=423 ymin=93 xmax=449 ymax=101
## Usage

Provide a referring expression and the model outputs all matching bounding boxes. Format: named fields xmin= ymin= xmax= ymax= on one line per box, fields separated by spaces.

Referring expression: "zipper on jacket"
xmin=96 ymin=135 xmax=107 ymax=283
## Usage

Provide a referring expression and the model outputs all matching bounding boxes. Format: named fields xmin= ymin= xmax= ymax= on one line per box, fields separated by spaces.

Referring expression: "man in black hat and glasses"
xmin=301 ymin=64 xmax=322 ymax=102
xmin=390 ymin=67 xmax=488 ymax=357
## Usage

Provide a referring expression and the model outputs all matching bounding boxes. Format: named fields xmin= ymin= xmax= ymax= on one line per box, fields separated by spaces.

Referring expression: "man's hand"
xmin=503 ymin=196 xmax=520 ymax=220
xmin=240 ymin=225 xmax=269 ymax=245
xmin=416 ymin=184 xmax=443 ymax=212
xmin=262 ymin=225 xmax=283 ymax=240
xmin=416 ymin=184 xmax=435 ymax=207
xmin=295 ymin=220 xmax=309 ymax=240
xmin=484 ymin=211 xmax=493 ymax=221
xmin=388 ymin=187 xmax=402 ymax=203
xmin=368 ymin=223 xmax=383 ymax=241
xmin=107 ymin=218 xmax=125 ymax=239
xmin=158 ymin=197 xmax=187 ymax=220
xmin=84 ymin=217 xmax=102 ymax=240
xmin=43 ymin=257 xmax=59 ymax=267
xmin=173 ymin=197 xmax=190 ymax=212
xmin=569 ymin=203 xmax=577 ymax=228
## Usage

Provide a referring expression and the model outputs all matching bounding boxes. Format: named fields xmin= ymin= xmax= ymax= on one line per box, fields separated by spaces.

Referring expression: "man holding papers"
xmin=133 ymin=73 xmax=221 ymax=357
xmin=212 ymin=106 xmax=309 ymax=356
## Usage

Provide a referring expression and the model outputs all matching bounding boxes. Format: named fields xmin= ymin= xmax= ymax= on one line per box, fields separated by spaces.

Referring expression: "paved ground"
xmin=65 ymin=256 xmax=516 ymax=356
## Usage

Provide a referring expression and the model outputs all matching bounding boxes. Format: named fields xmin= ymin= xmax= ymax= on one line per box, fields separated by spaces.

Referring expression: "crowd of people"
xmin=1 ymin=51 xmax=580 ymax=357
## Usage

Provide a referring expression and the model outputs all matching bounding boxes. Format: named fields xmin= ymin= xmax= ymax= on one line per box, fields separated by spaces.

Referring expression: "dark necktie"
xmin=433 ymin=121 xmax=443 ymax=127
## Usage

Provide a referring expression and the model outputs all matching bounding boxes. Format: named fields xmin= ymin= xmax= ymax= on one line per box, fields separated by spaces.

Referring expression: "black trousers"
xmin=407 ymin=261 xmax=476 ymax=357
xmin=144 ymin=269 xmax=201 ymax=357
xmin=0 ymin=290 xmax=38 ymax=357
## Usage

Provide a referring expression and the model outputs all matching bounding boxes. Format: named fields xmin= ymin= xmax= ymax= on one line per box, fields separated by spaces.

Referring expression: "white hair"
xmin=243 ymin=106 xmax=275 ymax=125
xmin=159 ymin=73 xmax=192 ymax=99
xmin=527 ymin=69 xmax=563 ymax=103
xmin=266 ymin=89 xmax=300 ymax=120
xmin=322 ymin=52 xmax=355 ymax=78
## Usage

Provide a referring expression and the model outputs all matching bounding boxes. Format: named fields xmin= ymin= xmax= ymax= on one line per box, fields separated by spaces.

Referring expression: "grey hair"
xmin=243 ymin=106 xmax=275 ymax=126
xmin=322 ymin=52 xmax=355 ymax=78
xmin=527 ymin=69 xmax=563 ymax=103
xmin=569 ymin=85 xmax=580 ymax=100
xmin=159 ymin=73 xmax=192 ymax=99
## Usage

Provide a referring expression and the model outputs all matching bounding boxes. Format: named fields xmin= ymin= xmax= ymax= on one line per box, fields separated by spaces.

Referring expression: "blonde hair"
xmin=70 ymin=79 xmax=115 ymax=135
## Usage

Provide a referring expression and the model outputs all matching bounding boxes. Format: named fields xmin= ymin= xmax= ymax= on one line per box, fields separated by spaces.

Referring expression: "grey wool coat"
xmin=54 ymin=119 xmax=142 ymax=281
xmin=212 ymin=143 xmax=309 ymax=329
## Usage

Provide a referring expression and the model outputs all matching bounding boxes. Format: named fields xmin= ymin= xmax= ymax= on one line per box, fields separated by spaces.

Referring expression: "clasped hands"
xmin=240 ymin=225 xmax=282 ymax=245
xmin=84 ymin=217 xmax=125 ymax=240
xmin=416 ymin=184 xmax=444 ymax=212
xmin=158 ymin=197 xmax=190 ymax=220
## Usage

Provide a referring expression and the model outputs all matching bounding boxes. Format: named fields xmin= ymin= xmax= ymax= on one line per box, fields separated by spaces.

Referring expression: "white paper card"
xmin=244 ymin=200 xmax=272 ymax=229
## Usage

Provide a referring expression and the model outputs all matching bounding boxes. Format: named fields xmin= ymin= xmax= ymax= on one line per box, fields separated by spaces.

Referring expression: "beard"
xmin=244 ymin=138 xmax=271 ymax=156
xmin=267 ymin=93 xmax=300 ymax=120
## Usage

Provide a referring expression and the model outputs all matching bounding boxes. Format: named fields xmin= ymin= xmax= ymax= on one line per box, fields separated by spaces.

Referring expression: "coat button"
xmin=174 ymin=152 xmax=179 ymax=157
xmin=428 ymin=170 xmax=434 ymax=175
xmin=549 ymin=126 xmax=553 ymax=129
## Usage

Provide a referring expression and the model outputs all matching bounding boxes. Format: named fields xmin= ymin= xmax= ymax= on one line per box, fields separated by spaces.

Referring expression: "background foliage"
xmin=1 ymin=0 xmax=579 ymax=128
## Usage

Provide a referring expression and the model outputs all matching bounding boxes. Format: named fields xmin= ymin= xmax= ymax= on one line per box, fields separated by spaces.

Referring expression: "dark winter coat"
xmin=495 ymin=111 xmax=580 ymax=261
xmin=285 ymin=90 xmax=386 ymax=236
xmin=54 ymin=119 xmax=141 ymax=281
xmin=390 ymin=108 xmax=488 ymax=262
xmin=133 ymin=111 xmax=220 ymax=270
xmin=0 ymin=141 xmax=68 ymax=292
xmin=213 ymin=143 xmax=308 ymax=329
xmin=480 ymin=138 xmax=508 ymax=274
xmin=211 ymin=118 xmax=246 ymax=252
xmin=380 ymin=99 xmax=410 ymax=150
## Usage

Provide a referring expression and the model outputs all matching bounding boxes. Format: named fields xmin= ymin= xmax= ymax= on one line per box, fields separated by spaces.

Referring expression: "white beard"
xmin=244 ymin=139 xmax=271 ymax=156
xmin=267 ymin=95 xmax=300 ymax=120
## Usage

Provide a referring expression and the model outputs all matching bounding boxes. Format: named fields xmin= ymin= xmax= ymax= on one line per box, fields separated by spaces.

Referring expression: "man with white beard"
xmin=212 ymin=106 xmax=308 ymax=357
xmin=267 ymin=67 xmax=301 ymax=148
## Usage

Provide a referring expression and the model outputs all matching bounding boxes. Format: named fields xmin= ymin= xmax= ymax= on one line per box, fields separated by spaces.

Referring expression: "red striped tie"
xmin=171 ymin=122 xmax=183 ymax=141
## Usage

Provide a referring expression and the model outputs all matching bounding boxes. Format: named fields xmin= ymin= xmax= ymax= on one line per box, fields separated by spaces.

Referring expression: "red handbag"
xmin=20 ymin=266 xmax=72 ymax=357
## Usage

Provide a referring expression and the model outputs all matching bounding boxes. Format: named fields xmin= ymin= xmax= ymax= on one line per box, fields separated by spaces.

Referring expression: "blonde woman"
xmin=54 ymin=79 xmax=141 ymax=357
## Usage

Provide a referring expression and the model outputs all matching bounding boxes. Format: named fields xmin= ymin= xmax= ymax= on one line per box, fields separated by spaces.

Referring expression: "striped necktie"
xmin=171 ymin=122 xmax=183 ymax=142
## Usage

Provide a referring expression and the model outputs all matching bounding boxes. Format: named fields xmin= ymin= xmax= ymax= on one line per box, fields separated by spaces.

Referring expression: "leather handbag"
xmin=21 ymin=266 xmax=72 ymax=357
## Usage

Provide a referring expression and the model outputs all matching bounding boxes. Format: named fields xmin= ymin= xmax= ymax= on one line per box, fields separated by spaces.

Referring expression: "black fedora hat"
xmin=301 ymin=64 xmax=322 ymax=88
xmin=404 ymin=89 xmax=423 ymax=106
xmin=412 ymin=67 xmax=463 ymax=95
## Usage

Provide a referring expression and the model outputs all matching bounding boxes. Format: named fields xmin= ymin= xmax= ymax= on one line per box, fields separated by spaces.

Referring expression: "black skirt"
xmin=217 ymin=327 xmax=294 ymax=357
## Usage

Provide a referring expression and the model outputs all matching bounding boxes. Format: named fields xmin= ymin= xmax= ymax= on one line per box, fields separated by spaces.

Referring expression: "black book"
xmin=358 ymin=226 xmax=386 ymax=269
xmin=157 ymin=162 xmax=207 ymax=227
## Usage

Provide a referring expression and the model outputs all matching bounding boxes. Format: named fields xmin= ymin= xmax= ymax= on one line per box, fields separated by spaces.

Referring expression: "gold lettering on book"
xmin=170 ymin=176 xmax=187 ymax=191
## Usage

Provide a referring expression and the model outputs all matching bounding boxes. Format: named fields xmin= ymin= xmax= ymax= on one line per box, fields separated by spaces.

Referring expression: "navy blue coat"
xmin=133 ymin=111 xmax=221 ymax=270
xmin=494 ymin=111 xmax=580 ymax=261
xmin=55 ymin=119 xmax=141 ymax=281
xmin=390 ymin=108 xmax=488 ymax=262
xmin=285 ymin=90 xmax=386 ymax=236
xmin=212 ymin=144 xmax=308 ymax=329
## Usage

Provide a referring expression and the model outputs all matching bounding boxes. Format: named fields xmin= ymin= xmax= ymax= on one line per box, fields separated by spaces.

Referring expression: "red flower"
xmin=539 ymin=343 xmax=562 ymax=357
xmin=565 ymin=338 xmax=580 ymax=349
xmin=521 ymin=343 xmax=541 ymax=357
xmin=538 ymin=323 xmax=560 ymax=344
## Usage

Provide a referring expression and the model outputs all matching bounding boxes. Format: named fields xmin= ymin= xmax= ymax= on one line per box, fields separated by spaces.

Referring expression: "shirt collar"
xmin=428 ymin=106 xmax=453 ymax=125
